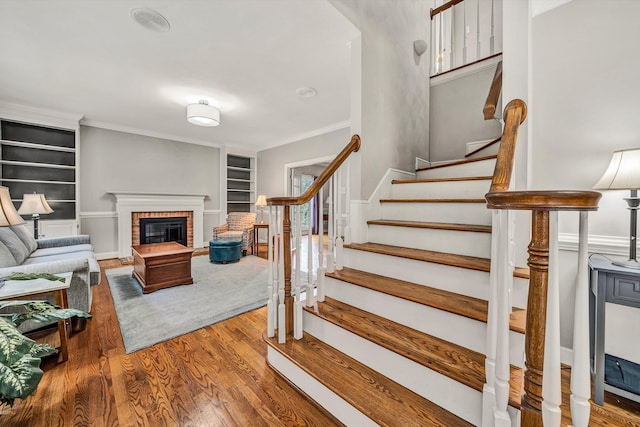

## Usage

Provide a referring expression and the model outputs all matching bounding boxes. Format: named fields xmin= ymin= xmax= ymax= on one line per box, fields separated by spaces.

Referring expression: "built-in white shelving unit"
xmin=226 ymin=154 xmax=255 ymax=214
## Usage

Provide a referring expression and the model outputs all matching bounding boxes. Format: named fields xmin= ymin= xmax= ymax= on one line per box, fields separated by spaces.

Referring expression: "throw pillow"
xmin=0 ymin=228 xmax=30 ymax=265
xmin=10 ymin=225 xmax=38 ymax=253
xmin=0 ymin=241 xmax=17 ymax=267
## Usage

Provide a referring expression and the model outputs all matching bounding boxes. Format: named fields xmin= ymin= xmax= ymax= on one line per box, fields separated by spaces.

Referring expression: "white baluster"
xmin=335 ymin=167 xmax=344 ymax=271
xmin=476 ymin=0 xmax=481 ymax=59
xmin=542 ymin=211 xmax=562 ymax=427
xmin=570 ymin=211 xmax=591 ymax=426
xmin=493 ymin=209 xmax=512 ymax=427
xmin=294 ymin=205 xmax=303 ymax=339
xmin=344 ymin=159 xmax=352 ymax=245
xmin=490 ymin=0 xmax=495 ymax=55
xmin=306 ymin=199 xmax=314 ymax=307
xmin=327 ymin=177 xmax=335 ymax=273
xmin=449 ymin=7 xmax=455 ymax=69
xmin=267 ymin=206 xmax=275 ymax=338
xmin=277 ymin=206 xmax=286 ymax=344
xmin=317 ymin=187 xmax=326 ymax=302
xmin=462 ymin=0 xmax=467 ymax=64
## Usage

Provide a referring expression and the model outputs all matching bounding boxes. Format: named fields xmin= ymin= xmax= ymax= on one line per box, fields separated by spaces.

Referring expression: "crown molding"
xmin=0 ymin=101 xmax=83 ymax=130
xmin=80 ymin=119 xmax=221 ymax=148
xmin=258 ymin=120 xmax=351 ymax=152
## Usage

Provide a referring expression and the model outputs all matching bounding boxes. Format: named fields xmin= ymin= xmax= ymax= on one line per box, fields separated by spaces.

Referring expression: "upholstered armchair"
xmin=212 ymin=212 xmax=257 ymax=255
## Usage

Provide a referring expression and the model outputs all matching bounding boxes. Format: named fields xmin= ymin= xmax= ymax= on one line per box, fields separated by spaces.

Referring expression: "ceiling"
xmin=0 ymin=0 xmax=359 ymax=151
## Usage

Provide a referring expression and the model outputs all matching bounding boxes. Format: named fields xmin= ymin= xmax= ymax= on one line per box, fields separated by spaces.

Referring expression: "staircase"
xmin=266 ymin=154 xmax=526 ymax=425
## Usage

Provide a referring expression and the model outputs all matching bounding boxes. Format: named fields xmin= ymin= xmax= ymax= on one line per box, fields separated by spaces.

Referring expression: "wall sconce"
xmin=413 ymin=40 xmax=428 ymax=57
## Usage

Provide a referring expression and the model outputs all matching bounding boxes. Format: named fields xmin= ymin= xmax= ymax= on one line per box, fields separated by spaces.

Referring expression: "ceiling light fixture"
xmin=296 ymin=87 xmax=317 ymax=98
xmin=130 ymin=8 xmax=171 ymax=32
xmin=187 ymin=100 xmax=220 ymax=127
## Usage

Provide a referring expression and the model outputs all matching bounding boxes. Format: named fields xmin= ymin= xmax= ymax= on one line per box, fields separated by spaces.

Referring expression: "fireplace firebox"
xmin=140 ymin=217 xmax=188 ymax=246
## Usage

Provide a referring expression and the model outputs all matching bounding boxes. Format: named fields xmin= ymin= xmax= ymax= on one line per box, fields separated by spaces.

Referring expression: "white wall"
xmin=532 ymin=0 xmax=640 ymax=348
xmin=329 ymin=0 xmax=430 ymax=199
xmin=79 ymin=126 xmax=221 ymax=256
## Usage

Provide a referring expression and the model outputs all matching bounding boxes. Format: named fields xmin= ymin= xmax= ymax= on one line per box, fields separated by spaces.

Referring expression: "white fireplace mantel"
xmin=110 ymin=191 xmax=206 ymax=257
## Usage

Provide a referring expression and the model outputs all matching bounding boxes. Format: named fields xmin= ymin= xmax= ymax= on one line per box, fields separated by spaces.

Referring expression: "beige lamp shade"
xmin=255 ymin=194 xmax=267 ymax=206
xmin=593 ymin=148 xmax=640 ymax=190
xmin=18 ymin=193 xmax=54 ymax=215
xmin=0 ymin=187 xmax=25 ymax=226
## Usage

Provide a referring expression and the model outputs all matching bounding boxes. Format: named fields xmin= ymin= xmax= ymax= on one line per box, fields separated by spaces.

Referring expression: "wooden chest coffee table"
xmin=131 ymin=242 xmax=194 ymax=294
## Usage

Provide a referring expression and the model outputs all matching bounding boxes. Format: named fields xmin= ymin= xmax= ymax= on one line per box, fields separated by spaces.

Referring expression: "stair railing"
xmin=266 ymin=135 xmax=361 ymax=343
xmin=430 ymin=0 xmax=500 ymax=76
xmin=482 ymin=100 xmax=601 ymax=427
xmin=465 ymin=60 xmax=503 ymax=159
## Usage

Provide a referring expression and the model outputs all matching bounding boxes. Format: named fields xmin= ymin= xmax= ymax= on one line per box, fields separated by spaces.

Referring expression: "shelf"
xmin=1 ymin=178 xmax=74 ymax=185
xmin=227 ymin=178 xmax=254 ymax=183
xmin=0 ymin=139 xmax=76 ymax=153
xmin=227 ymin=189 xmax=252 ymax=193
xmin=0 ymin=160 xmax=75 ymax=170
xmin=227 ymin=166 xmax=252 ymax=172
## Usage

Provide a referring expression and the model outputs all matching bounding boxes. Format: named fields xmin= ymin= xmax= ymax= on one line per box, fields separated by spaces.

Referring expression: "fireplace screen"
xmin=140 ymin=216 xmax=188 ymax=246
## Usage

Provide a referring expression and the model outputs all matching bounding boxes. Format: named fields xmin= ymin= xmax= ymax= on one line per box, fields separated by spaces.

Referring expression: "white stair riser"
xmin=267 ymin=347 xmax=377 ymax=427
xmin=391 ymin=179 xmax=491 ymax=199
xmin=304 ymin=313 xmax=482 ymax=426
xmin=381 ymin=202 xmax=491 ymax=225
xmin=343 ymin=247 xmax=529 ymax=309
xmin=324 ymin=278 xmax=526 ymax=368
xmin=367 ymin=225 xmax=492 ymax=258
xmin=417 ymin=159 xmax=496 ymax=179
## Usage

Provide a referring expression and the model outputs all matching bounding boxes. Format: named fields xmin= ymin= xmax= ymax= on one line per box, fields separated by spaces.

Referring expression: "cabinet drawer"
xmin=607 ymin=274 xmax=640 ymax=308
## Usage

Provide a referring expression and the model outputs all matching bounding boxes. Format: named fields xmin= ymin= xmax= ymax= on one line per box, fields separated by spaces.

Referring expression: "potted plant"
xmin=0 ymin=300 xmax=90 ymax=407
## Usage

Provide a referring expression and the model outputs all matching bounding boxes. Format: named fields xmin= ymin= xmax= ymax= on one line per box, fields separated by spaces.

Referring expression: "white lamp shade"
xmin=594 ymin=148 xmax=640 ymax=190
xmin=0 ymin=187 xmax=25 ymax=226
xmin=18 ymin=193 xmax=54 ymax=215
xmin=187 ymin=100 xmax=220 ymax=127
xmin=255 ymin=194 xmax=267 ymax=206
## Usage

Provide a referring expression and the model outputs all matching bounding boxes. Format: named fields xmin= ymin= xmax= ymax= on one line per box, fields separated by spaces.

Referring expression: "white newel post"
xmin=542 ymin=211 xmax=562 ymax=426
xmin=277 ymin=206 xmax=286 ymax=344
xmin=344 ymin=159 xmax=352 ymax=245
xmin=294 ymin=205 xmax=303 ymax=339
xmin=483 ymin=209 xmax=500 ymax=427
xmin=335 ymin=166 xmax=344 ymax=271
xmin=570 ymin=211 xmax=591 ymax=426
xmin=327 ymin=177 xmax=335 ymax=274
xmin=306 ymin=199 xmax=314 ymax=307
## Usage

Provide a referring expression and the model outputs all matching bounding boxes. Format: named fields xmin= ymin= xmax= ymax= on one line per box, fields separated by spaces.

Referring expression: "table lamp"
xmin=18 ymin=193 xmax=54 ymax=239
xmin=593 ymin=148 xmax=640 ymax=269
xmin=0 ymin=187 xmax=25 ymax=227
xmin=255 ymin=195 xmax=267 ymax=223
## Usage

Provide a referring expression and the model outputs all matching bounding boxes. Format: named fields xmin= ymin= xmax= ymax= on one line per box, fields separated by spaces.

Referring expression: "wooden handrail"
xmin=464 ymin=136 xmax=501 ymax=158
xmin=430 ymin=0 xmax=464 ymax=19
xmin=489 ymin=99 xmax=527 ymax=193
xmin=268 ymin=134 xmax=361 ymax=206
xmin=483 ymin=60 xmax=502 ymax=120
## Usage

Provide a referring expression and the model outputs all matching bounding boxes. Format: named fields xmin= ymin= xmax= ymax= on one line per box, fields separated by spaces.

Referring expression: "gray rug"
xmin=106 ymin=255 xmax=268 ymax=354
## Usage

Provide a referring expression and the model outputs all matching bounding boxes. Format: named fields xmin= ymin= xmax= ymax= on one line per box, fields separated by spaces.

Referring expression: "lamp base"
xmin=612 ymin=259 xmax=640 ymax=270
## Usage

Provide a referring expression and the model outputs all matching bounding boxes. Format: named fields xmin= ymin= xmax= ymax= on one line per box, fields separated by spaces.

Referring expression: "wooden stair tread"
xmin=415 ymin=154 xmax=497 ymax=172
xmin=367 ymin=219 xmax=492 ymax=233
xmin=392 ymin=175 xmax=493 ymax=184
xmin=306 ymin=297 xmax=524 ymax=408
xmin=380 ymin=198 xmax=486 ymax=203
xmin=325 ymin=267 xmax=525 ymax=333
xmin=265 ymin=333 xmax=475 ymax=426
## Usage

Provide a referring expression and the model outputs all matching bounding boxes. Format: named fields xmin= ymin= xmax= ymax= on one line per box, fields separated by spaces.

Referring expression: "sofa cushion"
xmin=30 ymin=244 xmax=93 ymax=258
xmin=0 ymin=228 xmax=31 ymax=264
xmin=22 ymin=250 xmax=96 ymax=266
xmin=0 ymin=241 xmax=17 ymax=268
xmin=10 ymin=225 xmax=37 ymax=253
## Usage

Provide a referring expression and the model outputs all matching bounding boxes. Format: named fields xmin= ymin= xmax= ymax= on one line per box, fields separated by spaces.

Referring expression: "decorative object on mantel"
xmin=255 ymin=194 xmax=267 ymax=223
xmin=0 ymin=187 xmax=24 ymax=228
xmin=17 ymin=193 xmax=53 ymax=239
xmin=594 ymin=148 xmax=640 ymax=268
xmin=187 ymin=100 xmax=220 ymax=127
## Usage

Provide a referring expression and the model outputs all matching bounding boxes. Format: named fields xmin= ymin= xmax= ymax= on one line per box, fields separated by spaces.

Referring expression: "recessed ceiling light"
xmin=296 ymin=87 xmax=317 ymax=98
xmin=130 ymin=8 xmax=171 ymax=33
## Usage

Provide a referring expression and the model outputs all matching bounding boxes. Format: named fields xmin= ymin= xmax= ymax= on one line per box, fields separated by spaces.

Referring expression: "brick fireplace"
xmin=111 ymin=192 xmax=206 ymax=257
xmin=132 ymin=211 xmax=194 ymax=247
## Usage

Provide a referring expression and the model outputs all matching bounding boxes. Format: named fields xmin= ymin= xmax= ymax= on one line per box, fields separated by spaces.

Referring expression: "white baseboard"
xmin=559 ymin=233 xmax=632 ymax=256
xmin=95 ymin=251 xmax=119 ymax=260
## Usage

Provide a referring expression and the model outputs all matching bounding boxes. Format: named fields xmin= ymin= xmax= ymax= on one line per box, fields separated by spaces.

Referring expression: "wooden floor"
xmin=0 ymin=256 xmax=339 ymax=426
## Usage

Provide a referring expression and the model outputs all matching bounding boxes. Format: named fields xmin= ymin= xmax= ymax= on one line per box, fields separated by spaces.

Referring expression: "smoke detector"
xmin=130 ymin=8 xmax=171 ymax=33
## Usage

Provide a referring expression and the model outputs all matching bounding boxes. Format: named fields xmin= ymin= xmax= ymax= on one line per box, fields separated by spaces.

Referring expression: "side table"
xmin=589 ymin=254 xmax=640 ymax=405
xmin=0 ymin=272 xmax=73 ymax=362
xmin=253 ymin=222 xmax=269 ymax=257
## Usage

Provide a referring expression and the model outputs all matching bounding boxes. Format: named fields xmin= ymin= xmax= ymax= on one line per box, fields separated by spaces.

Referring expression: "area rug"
xmin=106 ymin=255 xmax=268 ymax=354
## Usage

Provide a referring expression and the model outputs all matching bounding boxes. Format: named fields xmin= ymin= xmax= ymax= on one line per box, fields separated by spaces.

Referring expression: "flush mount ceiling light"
xmin=130 ymin=8 xmax=171 ymax=32
xmin=296 ymin=87 xmax=317 ymax=98
xmin=187 ymin=100 xmax=220 ymax=127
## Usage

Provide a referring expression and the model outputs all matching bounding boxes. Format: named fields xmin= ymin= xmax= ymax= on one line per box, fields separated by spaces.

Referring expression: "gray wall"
xmin=532 ymin=0 xmax=640 ymax=348
xmin=257 ymin=127 xmax=351 ymax=198
xmin=330 ymin=0 xmax=430 ymax=198
xmin=429 ymin=66 xmax=502 ymax=161
xmin=79 ymin=126 xmax=220 ymax=255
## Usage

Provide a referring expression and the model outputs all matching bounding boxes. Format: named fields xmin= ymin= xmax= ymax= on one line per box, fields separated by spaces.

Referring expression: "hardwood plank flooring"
xmin=0 ymin=257 xmax=339 ymax=426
